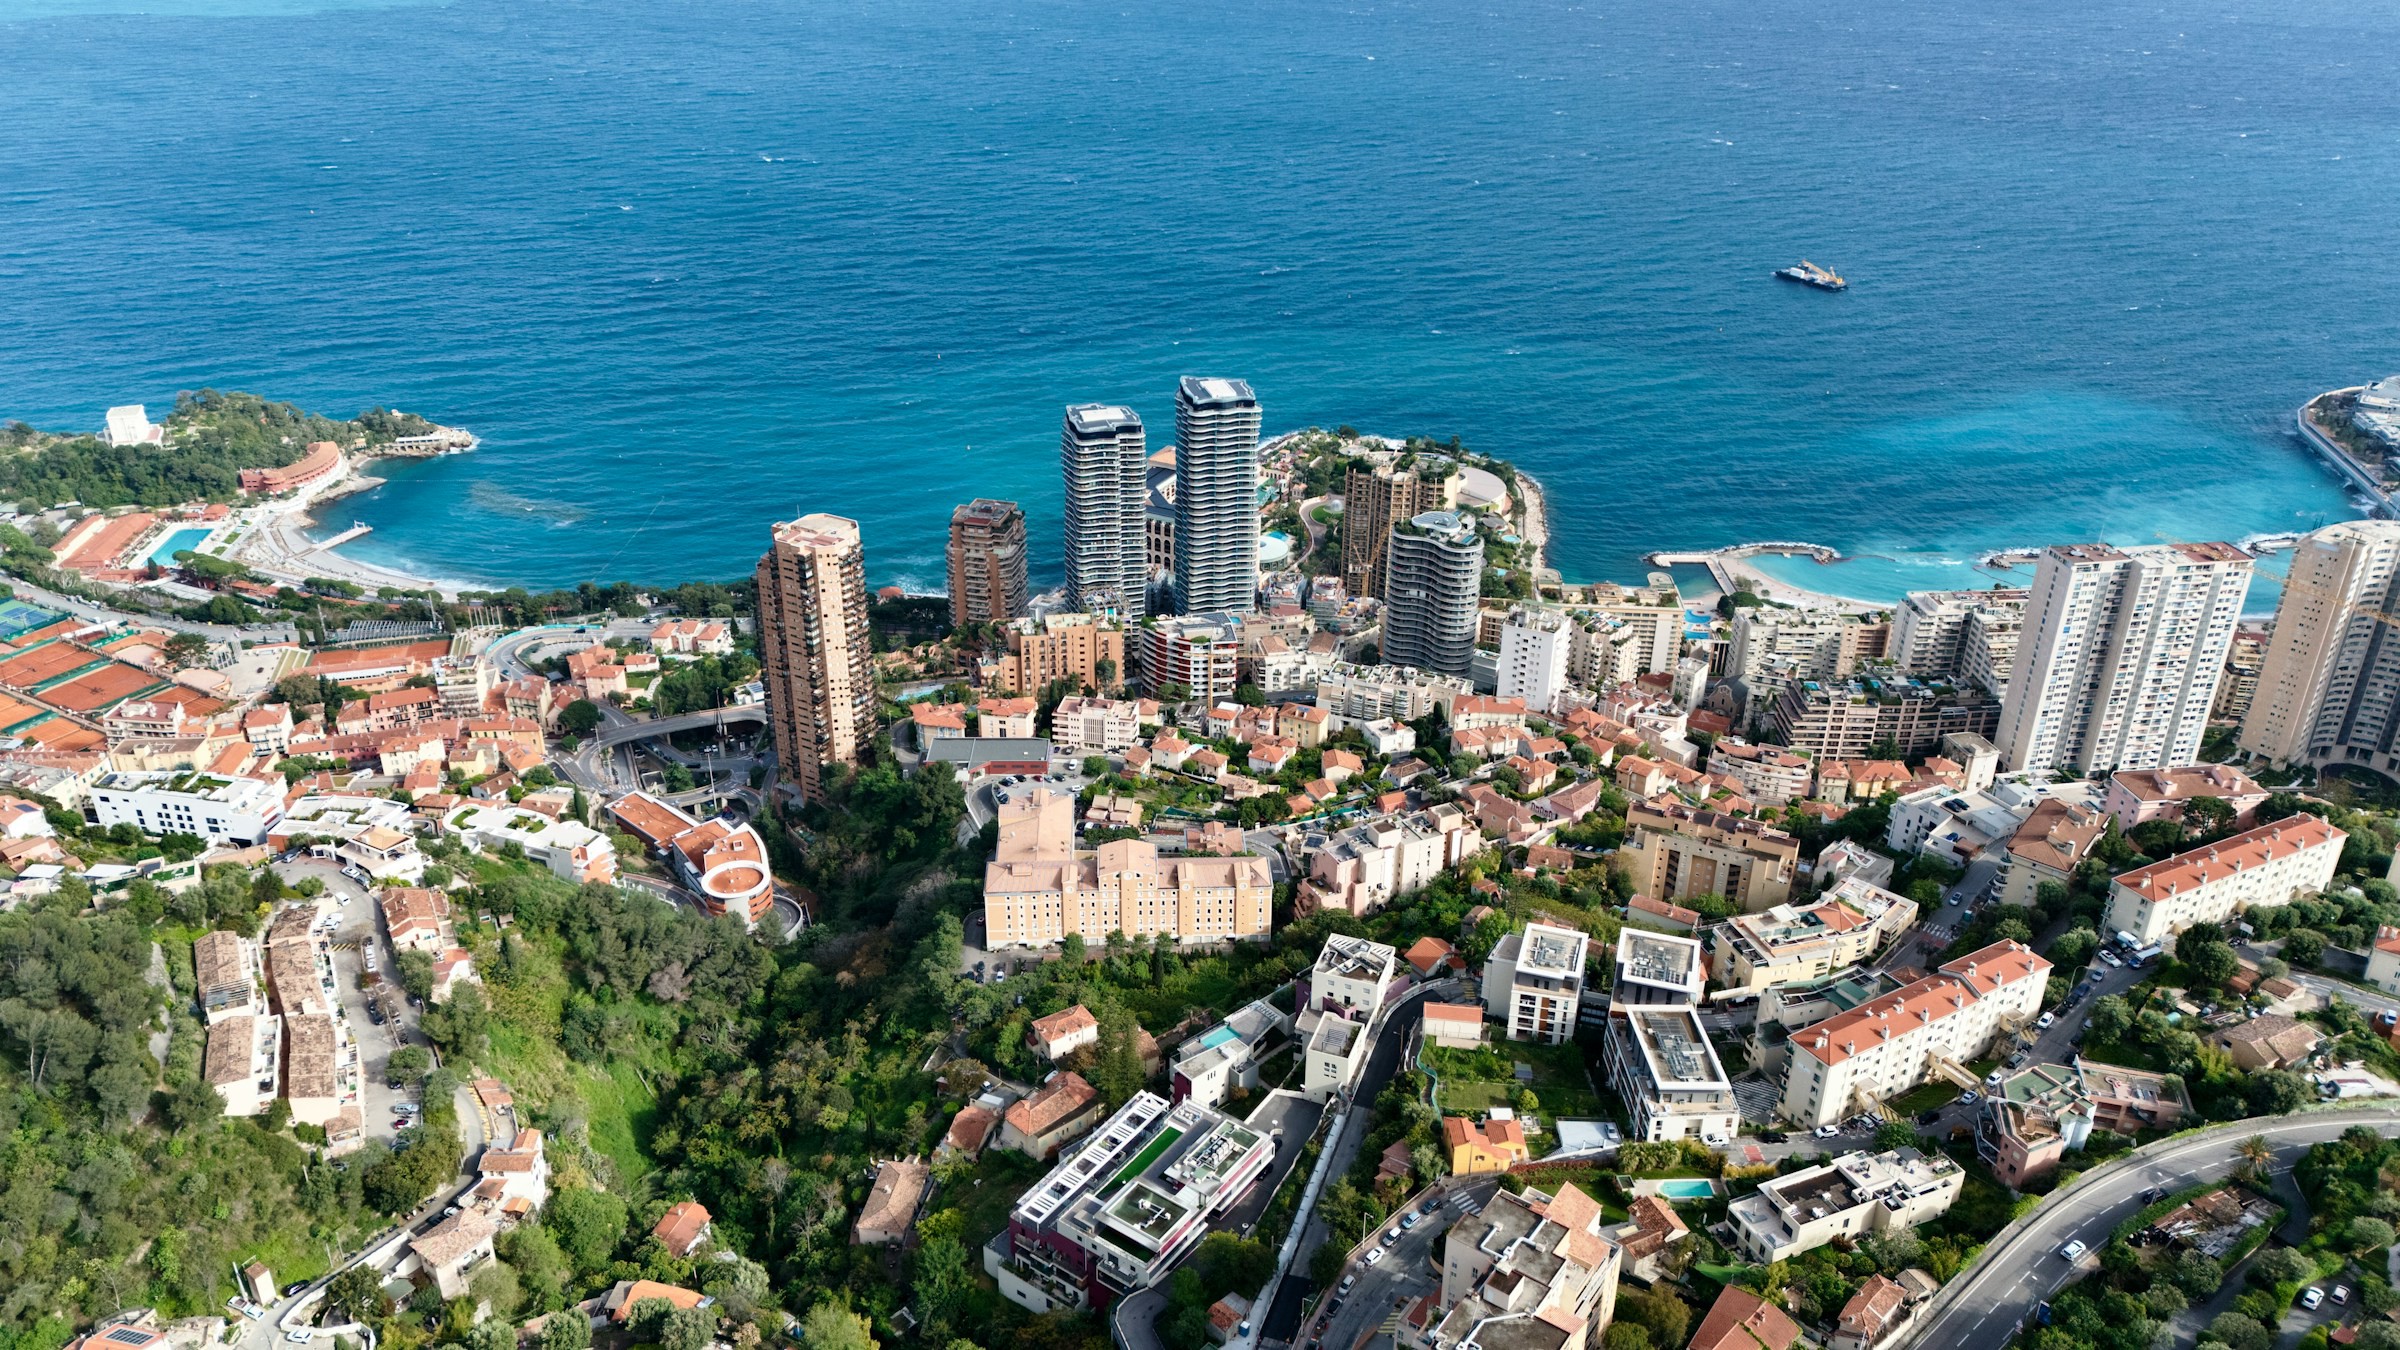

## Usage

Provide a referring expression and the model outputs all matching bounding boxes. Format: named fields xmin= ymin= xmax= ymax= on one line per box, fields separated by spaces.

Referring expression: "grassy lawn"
xmin=1427 ymin=1040 xmax=1606 ymax=1122
xmin=585 ymin=1059 xmax=660 ymax=1181
xmin=1889 ymin=1082 xmax=1961 ymax=1114
xmin=954 ymin=1150 xmax=1049 ymax=1253
xmin=2079 ymin=1039 xmax=2170 ymax=1073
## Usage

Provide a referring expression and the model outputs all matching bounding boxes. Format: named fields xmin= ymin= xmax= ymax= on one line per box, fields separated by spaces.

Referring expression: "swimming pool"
xmin=1653 ymin=1180 xmax=1718 ymax=1200
xmin=149 ymin=526 xmax=213 ymax=565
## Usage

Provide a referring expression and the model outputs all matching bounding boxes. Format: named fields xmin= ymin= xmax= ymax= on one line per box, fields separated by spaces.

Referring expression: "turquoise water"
xmin=1654 ymin=1179 xmax=1718 ymax=1199
xmin=1199 ymin=1025 xmax=1240 ymax=1051
xmin=148 ymin=527 xmax=213 ymax=565
xmin=0 ymin=0 xmax=2394 ymax=592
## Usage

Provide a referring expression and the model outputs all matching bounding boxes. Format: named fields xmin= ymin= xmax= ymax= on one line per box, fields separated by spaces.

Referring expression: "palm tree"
xmin=2236 ymin=1135 xmax=2274 ymax=1180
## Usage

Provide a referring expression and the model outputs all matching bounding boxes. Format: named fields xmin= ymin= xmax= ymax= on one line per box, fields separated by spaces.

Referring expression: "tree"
xmin=162 ymin=631 xmax=211 ymax=669
xmin=2351 ymin=1217 xmax=2398 ymax=1253
xmin=1874 ymin=1121 xmax=1922 ymax=1151
xmin=559 ymin=699 xmax=603 ymax=735
xmin=2085 ymin=995 xmax=2133 ymax=1044
xmin=1089 ymin=1004 xmax=1147 ymax=1105
xmin=801 ymin=1303 xmax=878 ymax=1350
xmin=540 ymin=1309 xmax=593 ymax=1350
xmin=2207 ymin=1312 xmax=2271 ymax=1350
xmin=661 ymin=1306 xmax=717 ymax=1350
xmin=2245 ymin=1071 xmax=2312 ymax=1118
xmin=1083 ymin=755 xmax=1111 ymax=777
xmin=627 ymin=1298 xmax=678 ymax=1343
xmin=386 ymin=1043 xmax=433 ymax=1087
xmin=547 ymin=1186 xmax=631 ymax=1275
xmin=2049 ymin=927 xmax=2099 ymax=968
xmin=2169 ymin=1252 xmax=2224 ymax=1299
xmin=326 ymin=1265 xmax=387 ymax=1323
xmin=1603 ymin=1326 xmax=1651 ymax=1350
xmin=2283 ymin=929 xmax=2327 ymax=967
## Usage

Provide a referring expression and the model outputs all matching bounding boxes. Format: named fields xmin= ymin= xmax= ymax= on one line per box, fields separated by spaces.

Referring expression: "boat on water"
xmin=1775 ymin=260 xmax=1847 ymax=291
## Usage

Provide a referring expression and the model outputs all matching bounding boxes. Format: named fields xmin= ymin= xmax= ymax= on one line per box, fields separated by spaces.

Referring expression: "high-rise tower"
xmin=1060 ymin=405 xmax=1148 ymax=619
xmin=1170 ymin=377 xmax=1262 ymax=614
xmin=756 ymin=513 xmax=875 ymax=804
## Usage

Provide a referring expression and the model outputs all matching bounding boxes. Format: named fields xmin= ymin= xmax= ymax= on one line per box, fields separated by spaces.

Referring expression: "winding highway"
xmin=1902 ymin=1107 xmax=2400 ymax=1350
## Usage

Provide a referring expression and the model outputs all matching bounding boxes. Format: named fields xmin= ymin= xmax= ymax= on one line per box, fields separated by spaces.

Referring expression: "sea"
xmin=3 ymin=0 xmax=2397 ymax=608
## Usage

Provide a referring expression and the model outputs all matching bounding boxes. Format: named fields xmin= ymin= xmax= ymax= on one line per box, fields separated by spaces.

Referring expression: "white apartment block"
xmin=2238 ymin=521 xmax=2400 ymax=774
xmin=1497 ymin=606 xmax=1574 ymax=715
xmin=1050 ymin=696 xmax=1141 ymax=755
xmin=1609 ymin=928 xmax=1704 ymax=1009
xmin=1298 ymin=805 xmax=1484 ymax=917
xmin=1706 ymin=738 xmax=1814 ymax=806
xmin=1141 ymin=612 xmax=1246 ymax=706
xmin=1563 ymin=580 xmax=1684 ymax=689
xmin=1168 ymin=999 xmax=1289 ymax=1108
xmin=1708 ymin=879 xmax=1919 ymax=996
xmin=1061 ymin=404 xmax=1150 ymax=620
xmin=1891 ymin=589 xmax=2028 ymax=692
xmin=1780 ymin=940 xmax=2050 ymax=1128
xmin=1312 ymin=662 xmax=1474 ymax=723
xmin=1485 ymin=922 xmax=1590 ymax=1043
xmin=1727 ymin=608 xmax=1879 ymax=706
xmin=1727 ymin=1148 xmax=1964 ymax=1264
xmin=1313 ymin=934 xmax=1399 ymax=1014
xmin=91 ymin=771 xmax=285 ymax=845
xmin=1606 ymin=1006 xmax=1739 ymax=1143
xmin=1995 ymin=543 xmax=2252 ymax=775
xmin=1171 ymin=377 xmax=1262 ymax=614
xmin=2104 ymin=815 xmax=2346 ymax=946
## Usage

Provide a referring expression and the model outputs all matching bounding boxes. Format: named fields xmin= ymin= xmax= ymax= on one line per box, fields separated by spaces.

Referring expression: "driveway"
xmin=1220 ymin=1093 xmax=1327 ymax=1236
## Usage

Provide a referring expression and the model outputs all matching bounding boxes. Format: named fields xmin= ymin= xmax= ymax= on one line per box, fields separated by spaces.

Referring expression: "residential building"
xmin=1000 ymin=1070 xmax=1108 ymax=1160
xmin=598 ymin=1281 xmax=710 ymax=1324
xmin=444 ymin=800 xmax=616 ymax=884
xmin=1622 ymin=800 xmax=1800 ymax=913
xmin=1382 ymin=511 xmax=1484 ymax=678
xmin=102 ymin=403 xmax=164 ymax=447
xmin=2210 ymin=1013 xmax=2323 ymax=1070
xmin=2237 ymin=522 xmax=2400 ymax=771
xmin=1169 ymin=998 xmax=1290 ymax=1107
xmin=1171 ymin=377 xmax=1262 ymax=613
xmin=1029 ymin=1004 xmax=1101 ymax=1062
xmin=984 ymin=612 xmax=1129 ymax=695
xmin=1687 ymin=1287 xmax=1803 ymax=1350
xmin=982 ymin=789 xmax=1273 ymax=947
xmin=1561 ymin=578 xmax=1686 ymax=688
xmin=756 ymin=512 xmax=876 ymax=804
xmin=1609 ymin=929 xmax=1704 ymax=1009
xmin=2103 ymin=815 xmax=2346 ymax=945
xmin=1061 ymin=404 xmax=1150 ymax=620
xmin=2214 ymin=631 xmax=2267 ymax=723
xmin=1996 ymin=798 xmax=2112 ymax=908
xmin=1341 ymin=456 xmax=1458 ymax=600
xmin=1313 ymin=934 xmax=1399 ymax=1014
xmin=1301 ymin=1001 xmax=1371 ymax=1102
xmin=1605 ymin=1003 xmax=1737 ymax=1143
xmin=193 ymin=928 xmax=258 ymax=1021
xmin=1831 ymin=1276 xmax=1912 ymax=1350
xmin=1726 ymin=1148 xmax=1963 ymax=1263
xmin=1052 ymin=696 xmax=1141 ymax=754
xmin=653 ymin=1200 xmax=713 ymax=1258
xmin=1441 ymin=1115 xmax=1530 ymax=1174
xmin=989 ymin=1092 xmax=1275 ymax=1311
xmin=948 ymin=498 xmax=1030 ymax=628
xmin=471 ymin=1127 xmax=551 ymax=1221
xmin=1975 ymin=1061 xmax=2188 ymax=1188
xmin=1886 ymin=772 xmax=2092 ymax=869
xmin=406 ymin=1211 xmax=498 ymax=1300
xmin=203 ymin=1011 xmax=280 ymax=1116
xmin=1141 ymin=613 xmax=1247 ymax=706
xmin=1427 ymin=1181 xmax=1623 ymax=1350
xmin=2363 ymin=927 xmax=2400 ymax=1008
xmin=652 ymin=618 xmax=736 ymax=657
xmin=2100 ymin=763 xmax=2267 ymax=831
xmin=1485 ymin=922 xmax=1589 ymax=1043
xmin=90 ymin=770 xmax=283 ymax=845
xmin=1728 ymin=609 xmax=1888 ymax=719
xmin=1497 ymin=606 xmax=1574 ymax=715
xmin=1763 ymin=676 xmax=2002 ymax=761
xmin=855 ymin=1157 xmax=932 ymax=1245
xmin=1312 ymin=661 xmax=1474 ymax=723
xmin=1995 ymin=543 xmax=2253 ymax=774
xmin=1705 ymin=738 xmax=1814 ymax=806
xmin=1779 ymin=940 xmax=2051 ymax=1127
xmin=1296 ymin=805 xmax=1484 ymax=917
xmin=1708 ymin=880 xmax=1918 ymax=996
xmin=1891 ymin=589 xmax=2030 ymax=689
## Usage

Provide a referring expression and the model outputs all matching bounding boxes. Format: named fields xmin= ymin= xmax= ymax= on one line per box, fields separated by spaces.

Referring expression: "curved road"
xmin=1906 ymin=1107 xmax=2400 ymax=1350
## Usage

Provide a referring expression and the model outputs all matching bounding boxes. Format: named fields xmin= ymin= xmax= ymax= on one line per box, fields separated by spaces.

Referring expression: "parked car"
xmin=2089 ymin=969 xmax=2107 ymax=983
xmin=1364 ymin=1247 xmax=1386 ymax=1266
xmin=1917 ymin=1110 xmax=1944 ymax=1125
xmin=2335 ymin=1287 xmax=2351 ymax=1306
xmin=2139 ymin=1186 xmax=2166 ymax=1205
xmin=1386 ymin=1226 xmax=1403 ymax=1243
xmin=1814 ymin=1124 xmax=1841 ymax=1139
xmin=286 ymin=1332 xmax=313 ymax=1344
xmin=1959 ymin=1090 xmax=1980 ymax=1105
xmin=1759 ymin=1130 xmax=1789 ymax=1144
xmin=1401 ymin=1212 xmax=1419 ymax=1230
xmin=2303 ymin=1288 xmax=2325 ymax=1311
xmin=2058 ymin=1240 xmax=2088 ymax=1262
xmin=2036 ymin=1012 xmax=2056 ymax=1029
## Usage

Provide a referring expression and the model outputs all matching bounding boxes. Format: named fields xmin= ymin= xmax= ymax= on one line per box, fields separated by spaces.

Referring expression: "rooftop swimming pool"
xmin=149 ymin=526 xmax=213 ymax=565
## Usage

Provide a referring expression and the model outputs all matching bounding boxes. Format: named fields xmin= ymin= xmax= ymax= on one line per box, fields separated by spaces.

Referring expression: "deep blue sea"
xmin=3 ymin=0 xmax=2396 ymax=604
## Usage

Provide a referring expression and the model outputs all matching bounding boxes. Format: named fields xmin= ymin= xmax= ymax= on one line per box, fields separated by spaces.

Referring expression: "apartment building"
xmin=443 ymin=801 xmax=617 ymax=885
xmin=1995 ymin=799 xmax=2112 ymax=909
xmin=1622 ymin=800 xmax=1800 ymax=913
xmin=1602 ymin=930 xmax=1735 ymax=1142
xmin=193 ymin=929 xmax=259 ymax=1021
xmin=1342 ymin=456 xmax=1459 ymax=600
xmin=1763 ymin=677 xmax=2002 ymax=760
xmin=1382 ymin=511 xmax=1484 ymax=678
xmin=2214 ymin=631 xmax=2268 ymax=725
xmin=982 ymin=789 xmax=1272 ymax=948
xmin=1296 ymin=805 xmax=1484 ymax=917
xmin=990 ymin=1093 xmax=1275 ymax=1312
xmin=1995 ymin=542 xmax=2252 ymax=774
xmin=2103 ymin=815 xmax=2346 ymax=945
xmin=982 ymin=613 xmax=1128 ymax=696
xmin=756 ymin=512 xmax=875 ymax=804
xmin=1609 ymin=929 xmax=1705 ymax=1010
xmin=1051 ymin=696 xmax=1141 ymax=755
xmin=1975 ymin=1061 xmax=2188 ymax=1188
xmin=1728 ymin=610 xmax=1889 ymax=719
xmin=1497 ymin=606 xmax=1574 ymax=715
xmin=1171 ymin=377 xmax=1263 ymax=614
xmin=1141 ymin=613 xmax=1247 ymax=706
xmin=1779 ymin=941 xmax=2051 ymax=1127
xmin=2100 ymin=764 xmax=2266 ymax=831
xmin=1707 ymin=879 xmax=1919 ymax=996
xmin=1061 ymin=404 xmax=1150 ymax=620
xmin=90 ymin=770 xmax=283 ymax=845
xmin=948 ymin=498 xmax=1030 ymax=628
xmin=1312 ymin=934 xmax=1399 ymax=1014
xmin=1726 ymin=1148 xmax=1963 ymax=1264
xmin=1312 ymin=662 xmax=1475 ymax=723
xmin=1484 ymin=922 xmax=1590 ymax=1043
xmin=1429 ymin=1182 xmax=1623 ymax=1350
xmin=2238 ymin=521 xmax=2400 ymax=772
xmin=1566 ymin=580 xmax=1685 ymax=689
xmin=1169 ymin=999 xmax=1290 ymax=1108
xmin=1890 ymin=589 xmax=2029 ymax=693
xmin=1705 ymin=738 xmax=1814 ymax=806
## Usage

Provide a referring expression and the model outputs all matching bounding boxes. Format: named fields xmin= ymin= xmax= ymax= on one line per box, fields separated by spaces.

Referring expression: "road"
xmin=271 ymin=860 xmax=429 ymax=1148
xmin=2238 ymin=939 xmax=2400 ymax=1019
xmin=1903 ymin=1108 xmax=2400 ymax=1350
xmin=1302 ymin=1178 xmax=1501 ymax=1350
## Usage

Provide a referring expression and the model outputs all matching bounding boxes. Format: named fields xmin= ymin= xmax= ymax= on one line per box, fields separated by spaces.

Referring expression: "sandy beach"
xmin=228 ymin=457 xmax=479 ymax=598
xmin=1712 ymin=553 xmax=1889 ymax=614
